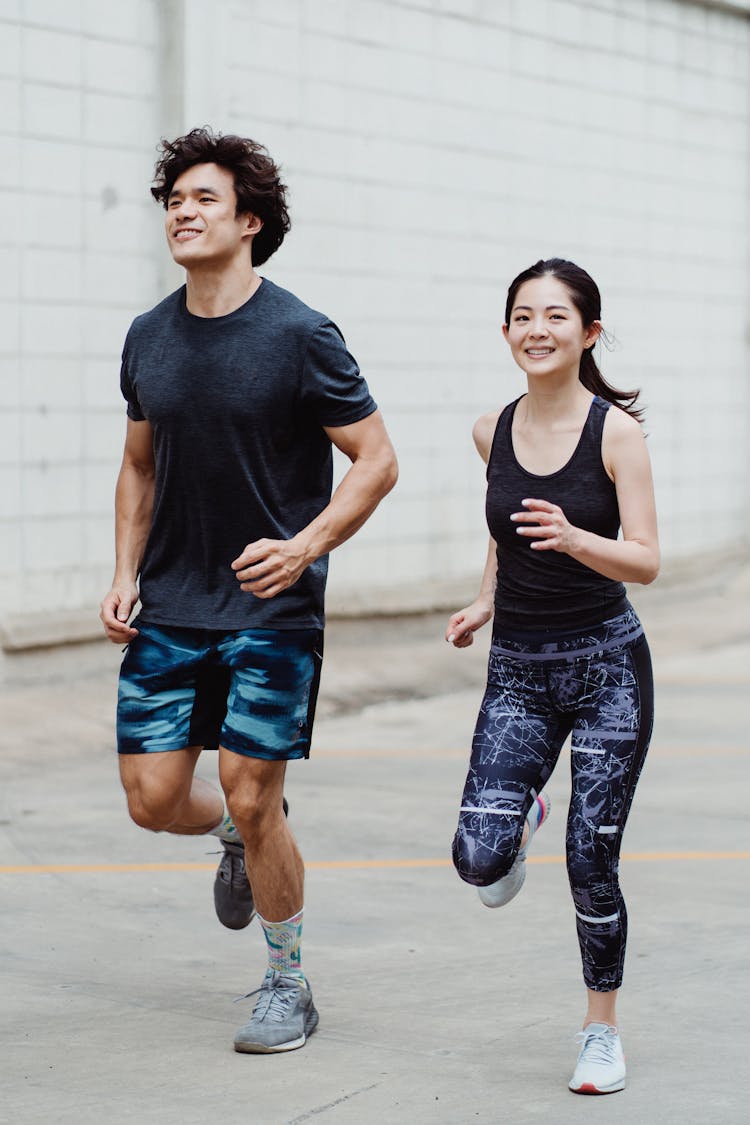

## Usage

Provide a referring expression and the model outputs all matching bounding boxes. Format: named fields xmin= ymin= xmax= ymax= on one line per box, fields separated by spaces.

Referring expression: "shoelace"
xmin=218 ymin=843 xmax=248 ymax=888
xmin=235 ymin=972 xmax=301 ymax=1023
xmin=575 ymin=1026 xmax=619 ymax=1065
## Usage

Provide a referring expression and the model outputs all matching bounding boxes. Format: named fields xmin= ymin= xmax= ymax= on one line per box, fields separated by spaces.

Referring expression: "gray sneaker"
xmin=233 ymin=971 xmax=319 ymax=1054
xmin=213 ymin=798 xmax=288 ymax=930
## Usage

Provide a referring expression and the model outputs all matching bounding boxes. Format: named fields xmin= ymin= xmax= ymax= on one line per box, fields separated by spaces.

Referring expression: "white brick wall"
xmin=0 ymin=0 xmax=163 ymax=640
xmin=217 ymin=0 xmax=750 ymax=592
xmin=0 ymin=0 xmax=748 ymax=658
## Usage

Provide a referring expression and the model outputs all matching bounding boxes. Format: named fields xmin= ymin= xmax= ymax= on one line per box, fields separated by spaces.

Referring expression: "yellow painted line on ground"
xmin=1 ymin=851 xmax=748 ymax=875
xmin=315 ymin=745 xmax=748 ymax=760
xmin=655 ymin=675 xmax=750 ymax=686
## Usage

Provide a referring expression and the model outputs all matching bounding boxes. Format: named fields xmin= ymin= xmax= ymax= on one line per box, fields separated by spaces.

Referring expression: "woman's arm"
xmin=444 ymin=410 xmax=502 ymax=648
xmin=511 ymin=408 xmax=660 ymax=585
xmin=445 ymin=536 xmax=498 ymax=647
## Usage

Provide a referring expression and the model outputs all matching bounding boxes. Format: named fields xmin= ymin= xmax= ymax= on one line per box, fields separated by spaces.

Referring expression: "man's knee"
xmin=124 ymin=784 xmax=177 ymax=831
xmin=222 ymin=756 xmax=285 ymax=839
xmin=120 ymin=759 xmax=186 ymax=831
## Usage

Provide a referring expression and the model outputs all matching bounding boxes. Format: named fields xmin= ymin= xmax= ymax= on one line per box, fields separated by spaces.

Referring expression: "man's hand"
xmin=231 ymin=537 xmax=311 ymax=599
xmin=100 ymin=582 xmax=140 ymax=643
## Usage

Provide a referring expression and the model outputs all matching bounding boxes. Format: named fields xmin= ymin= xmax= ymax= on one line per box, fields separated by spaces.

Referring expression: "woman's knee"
xmin=566 ymin=849 xmax=616 ymax=900
xmin=452 ymin=830 xmax=517 ymax=887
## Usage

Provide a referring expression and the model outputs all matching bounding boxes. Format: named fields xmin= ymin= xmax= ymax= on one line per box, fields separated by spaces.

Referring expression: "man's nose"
xmin=174 ymin=198 xmax=197 ymax=219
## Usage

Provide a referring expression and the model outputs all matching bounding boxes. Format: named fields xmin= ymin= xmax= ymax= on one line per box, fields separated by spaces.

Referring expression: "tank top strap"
xmin=583 ymin=395 xmax=611 ymax=449
xmin=487 ymin=398 xmax=521 ymax=480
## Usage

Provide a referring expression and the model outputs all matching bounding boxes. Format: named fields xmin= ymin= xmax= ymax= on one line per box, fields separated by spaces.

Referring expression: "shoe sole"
xmin=569 ymin=1079 xmax=626 ymax=1095
xmin=233 ymin=1008 xmax=319 ymax=1054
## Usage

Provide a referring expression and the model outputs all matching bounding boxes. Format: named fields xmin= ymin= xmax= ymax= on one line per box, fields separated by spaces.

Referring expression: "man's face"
xmin=165 ymin=162 xmax=260 ymax=268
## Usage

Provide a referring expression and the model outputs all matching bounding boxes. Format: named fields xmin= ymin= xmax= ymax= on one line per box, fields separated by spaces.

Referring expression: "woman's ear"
xmin=585 ymin=320 xmax=603 ymax=349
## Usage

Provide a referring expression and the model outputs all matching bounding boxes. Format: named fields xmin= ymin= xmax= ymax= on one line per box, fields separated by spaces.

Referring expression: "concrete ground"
xmin=1 ymin=553 xmax=749 ymax=1124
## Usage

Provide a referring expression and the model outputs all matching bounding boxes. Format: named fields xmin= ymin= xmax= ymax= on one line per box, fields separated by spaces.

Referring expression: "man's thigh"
xmin=119 ymin=745 xmax=203 ymax=804
xmin=219 ymin=747 xmax=286 ymax=806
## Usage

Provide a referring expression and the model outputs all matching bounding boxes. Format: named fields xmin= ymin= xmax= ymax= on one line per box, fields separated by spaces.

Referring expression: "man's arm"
xmin=232 ymin=409 xmax=398 ymax=599
xmin=99 ymin=418 xmax=156 ymax=641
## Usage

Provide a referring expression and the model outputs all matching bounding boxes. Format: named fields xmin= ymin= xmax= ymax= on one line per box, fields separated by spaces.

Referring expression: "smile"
xmin=526 ymin=348 xmax=555 ymax=356
xmin=173 ymin=228 xmax=203 ymax=241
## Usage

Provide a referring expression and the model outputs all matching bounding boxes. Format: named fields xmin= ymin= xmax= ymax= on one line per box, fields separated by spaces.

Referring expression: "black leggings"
xmin=453 ymin=607 xmax=653 ymax=991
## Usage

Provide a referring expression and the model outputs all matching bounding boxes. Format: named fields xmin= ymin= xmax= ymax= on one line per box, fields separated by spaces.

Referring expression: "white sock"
xmin=207 ymin=805 xmax=240 ymax=843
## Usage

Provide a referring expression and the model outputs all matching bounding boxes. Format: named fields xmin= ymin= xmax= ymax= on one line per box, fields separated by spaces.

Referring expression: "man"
xmin=100 ymin=127 xmax=398 ymax=1054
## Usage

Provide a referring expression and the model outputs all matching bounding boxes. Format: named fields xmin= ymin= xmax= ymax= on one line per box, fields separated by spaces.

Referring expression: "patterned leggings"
xmin=452 ymin=607 xmax=653 ymax=992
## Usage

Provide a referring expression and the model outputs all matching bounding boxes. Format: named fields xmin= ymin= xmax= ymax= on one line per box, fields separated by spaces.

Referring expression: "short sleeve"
xmin=301 ymin=321 xmax=377 ymax=428
xmin=120 ymin=335 xmax=145 ymax=422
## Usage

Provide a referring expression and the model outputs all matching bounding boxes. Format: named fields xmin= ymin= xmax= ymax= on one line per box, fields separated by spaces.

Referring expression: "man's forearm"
xmin=113 ymin=462 xmax=155 ymax=582
xmin=295 ymin=449 xmax=397 ymax=566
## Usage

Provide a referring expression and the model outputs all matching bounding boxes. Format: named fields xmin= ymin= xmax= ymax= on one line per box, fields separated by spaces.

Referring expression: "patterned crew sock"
xmin=207 ymin=805 xmax=241 ymax=843
xmin=259 ymin=908 xmax=305 ymax=983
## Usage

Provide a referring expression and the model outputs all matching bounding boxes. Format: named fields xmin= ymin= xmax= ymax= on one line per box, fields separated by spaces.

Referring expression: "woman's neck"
xmin=521 ymin=375 xmax=592 ymax=427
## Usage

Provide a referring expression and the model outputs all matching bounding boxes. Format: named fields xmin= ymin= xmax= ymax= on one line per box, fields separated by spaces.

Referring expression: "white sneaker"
xmin=568 ymin=1022 xmax=626 ymax=1094
xmin=477 ymin=792 xmax=550 ymax=908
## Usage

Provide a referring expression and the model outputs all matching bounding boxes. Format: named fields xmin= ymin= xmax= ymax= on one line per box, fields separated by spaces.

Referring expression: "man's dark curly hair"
xmin=150 ymin=127 xmax=291 ymax=266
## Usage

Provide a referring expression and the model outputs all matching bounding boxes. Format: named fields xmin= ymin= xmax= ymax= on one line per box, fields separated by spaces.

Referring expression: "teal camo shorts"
xmin=117 ymin=620 xmax=323 ymax=761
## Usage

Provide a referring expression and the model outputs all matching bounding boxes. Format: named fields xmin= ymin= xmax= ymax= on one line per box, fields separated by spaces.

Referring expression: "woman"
xmin=446 ymin=259 xmax=659 ymax=1095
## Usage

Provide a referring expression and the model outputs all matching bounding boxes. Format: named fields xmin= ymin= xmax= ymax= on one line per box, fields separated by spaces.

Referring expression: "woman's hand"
xmin=510 ymin=498 xmax=580 ymax=553
xmin=445 ymin=599 xmax=493 ymax=649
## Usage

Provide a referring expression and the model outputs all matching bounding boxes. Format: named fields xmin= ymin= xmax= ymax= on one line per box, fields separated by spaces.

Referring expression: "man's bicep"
xmin=122 ymin=417 xmax=155 ymax=473
xmin=324 ymin=409 xmax=393 ymax=463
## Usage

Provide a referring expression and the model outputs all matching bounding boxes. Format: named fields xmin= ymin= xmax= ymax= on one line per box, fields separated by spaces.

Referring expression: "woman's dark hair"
xmin=150 ymin=127 xmax=291 ymax=266
xmin=504 ymin=258 xmax=643 ymax=422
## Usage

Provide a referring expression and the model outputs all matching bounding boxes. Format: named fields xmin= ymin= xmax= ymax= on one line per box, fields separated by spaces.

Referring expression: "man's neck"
xmin=184 ymin=260 xmax=262 ymax=318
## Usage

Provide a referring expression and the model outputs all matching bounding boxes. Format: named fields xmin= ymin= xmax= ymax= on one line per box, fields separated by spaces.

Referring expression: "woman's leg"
xmin=453 ymin=652 xmax=571 ymax=886
xmin=563 ymin=634 xmax=654 ymax=1001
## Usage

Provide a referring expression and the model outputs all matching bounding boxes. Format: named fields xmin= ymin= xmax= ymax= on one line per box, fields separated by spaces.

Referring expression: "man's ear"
xmin=241 ymin=212 xmax=263 ymax=239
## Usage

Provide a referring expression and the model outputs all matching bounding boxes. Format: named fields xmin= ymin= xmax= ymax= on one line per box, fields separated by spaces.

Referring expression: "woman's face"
xmin=503 ymin=276 xmax=600 ymax=379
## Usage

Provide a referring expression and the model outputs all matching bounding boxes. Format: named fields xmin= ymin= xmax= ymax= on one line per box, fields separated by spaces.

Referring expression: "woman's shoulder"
xmin=472 ymin=402 xmax=516 ymax=462
xmin=601 ymin=401 xmax=644 ymax=443
xmin=601 ymin=402 xmax=649 ymax=480
xmin=472 ymin=411 xmax=501 ymax=463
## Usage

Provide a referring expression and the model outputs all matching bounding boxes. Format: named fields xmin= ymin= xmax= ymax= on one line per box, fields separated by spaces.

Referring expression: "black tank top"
xmin=486 ymin=395 xmax=627 ymax=632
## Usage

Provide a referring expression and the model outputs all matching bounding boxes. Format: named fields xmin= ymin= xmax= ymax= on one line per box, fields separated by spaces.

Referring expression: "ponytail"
xmin=579 ymin=345 xmax=643 ymax=423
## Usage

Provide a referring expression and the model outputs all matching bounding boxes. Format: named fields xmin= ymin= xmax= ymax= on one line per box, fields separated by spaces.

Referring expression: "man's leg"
xmin=220 ymin=751 xmax=302 ymax=919
xmin=221 ymin=749 xmax=317 ymax=1053
xmin=120 ymin=746 xmax=223 ymax=834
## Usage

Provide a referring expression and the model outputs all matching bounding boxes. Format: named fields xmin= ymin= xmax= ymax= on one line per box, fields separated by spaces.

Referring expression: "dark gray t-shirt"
xmin=120 ymin=278 xmax=377 ymax=630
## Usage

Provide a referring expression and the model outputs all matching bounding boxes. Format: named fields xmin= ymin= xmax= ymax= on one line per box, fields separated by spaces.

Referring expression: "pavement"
xmin=1 ymin=551 xmax=749 ymax=1124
